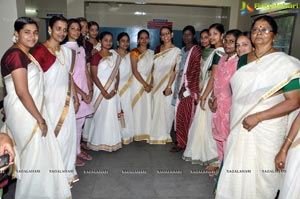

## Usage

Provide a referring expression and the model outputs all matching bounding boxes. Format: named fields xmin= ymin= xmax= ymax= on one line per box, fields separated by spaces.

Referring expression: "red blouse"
xmin=1 ymin=48 xmax=30 ymax=77
xmin=31 ymin=43 xmax=56 ymax=72
xmin=90 ymin=52 xmax=103 ymax=66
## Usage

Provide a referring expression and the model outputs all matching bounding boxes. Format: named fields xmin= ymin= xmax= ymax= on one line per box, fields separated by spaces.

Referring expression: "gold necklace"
xmin=254 ymin=47 xmax=273 ymax=63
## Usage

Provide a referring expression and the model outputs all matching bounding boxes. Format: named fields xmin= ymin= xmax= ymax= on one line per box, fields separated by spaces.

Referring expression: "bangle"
xmin=74 ymin=102 xmax=80 ymax=106
xmin=281 ymin=148 xmax=287 ymax=153
xmin=286 ymin=137 xmax=293 ymax=143
xmin=167 ymin=85 xmax=171 ymax=89
xmin=38 ymin=119 xmax=46 ymax=125
xmin=255 ymin=112 xmax=262 ymax=123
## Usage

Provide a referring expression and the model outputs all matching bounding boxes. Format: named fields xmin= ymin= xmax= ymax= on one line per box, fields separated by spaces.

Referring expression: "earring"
xmin=12 ymin=35 xmax=18 ymax=43
xmin=48 ymin=31 xmax=51 ymax=35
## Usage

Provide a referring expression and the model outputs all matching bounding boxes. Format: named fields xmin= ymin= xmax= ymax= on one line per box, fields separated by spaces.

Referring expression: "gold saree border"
xmin=119 ymin=75 xmax=133 ymax=97
xmin=54 ymin=50 xmax=76 ymax=137
xmin=154 ymin=48 xmax=174 ymax=59
xmin=131 ymin=73 xmax=152 ymax=108
xmin=87 ymin=142 xmax=122 ymax=152
xmin=94 ymin=55 xmax=121 ymax=112
xmin=147 ymin=137 xmax=172 ymax=145
xmin=133 ymin=134 xmax=150 ymax=141
xmin=231 ymin=70 xmax=300 ymax=131
xmin=122 ymin=137 xmax=133 ymax=145
xmin=152 ymin=63 xmax=176 ymax=95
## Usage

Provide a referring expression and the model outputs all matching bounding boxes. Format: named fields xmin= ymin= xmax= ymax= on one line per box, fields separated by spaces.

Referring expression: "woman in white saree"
xmin=1 ymin=17 xmax=71 ymax=199
xmin=32 ymin=16 xmax=78 ymax=185
xmin=113 ymin=32 xmax=134 ymax=145
xmin=150 ymin=27 xmax=181 ymax=144
xmin=130 ymin=29 xmax=154 ymax=141
xmin=183 ymin=25 xmax=225 ymax=165
xmin=216 ymin=15 xmax=300 ymax=199
xmin=87 ymin=31 xmax=122 ymax=152
xmin=276 ymin=111 xmax=300 ymax=199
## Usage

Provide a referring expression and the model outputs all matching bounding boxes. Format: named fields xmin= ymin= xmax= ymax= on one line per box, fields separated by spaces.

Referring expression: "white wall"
xmin=85 ymin=3 xmax=224 ymax=31
xmin=67 ymin=0 xmax=240 ymax=29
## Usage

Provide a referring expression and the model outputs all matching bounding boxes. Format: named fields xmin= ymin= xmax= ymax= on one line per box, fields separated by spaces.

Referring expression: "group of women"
xmin=0 ymin=14 xmax=300 ymax=199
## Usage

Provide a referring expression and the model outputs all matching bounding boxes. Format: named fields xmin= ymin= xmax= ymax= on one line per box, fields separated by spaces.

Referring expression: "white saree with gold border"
xmin=131 ymin=49 xmax=154 ymax=141
xmin=3 ymin=56 xmax=71 ymax=199
xmin=113 ymin=50 xmax=135 ymax=145
xmin=149 ymin=47 xmax=181 ymax=144
xmin=43 ymin=46 xmax=77 ymax=183
xmin=216 ymin=52 xmax=300 ymax=199
xmin=87 ymin=50 xmax=122 ymax=152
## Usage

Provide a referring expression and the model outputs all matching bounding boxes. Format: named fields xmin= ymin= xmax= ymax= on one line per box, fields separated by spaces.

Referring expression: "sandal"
xmin=81 ymin=142 xmax=90 ymax=151
xmin=169 ymin=146 xmax=183 ymax=152
xmin=76 ymin=157 xmax=85 ymax=167
xmin=78 ymin=151 xmax=92 ymax=161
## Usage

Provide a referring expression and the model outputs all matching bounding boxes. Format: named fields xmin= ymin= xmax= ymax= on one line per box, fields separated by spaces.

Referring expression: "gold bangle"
xmin=286 ymin=137 xmax=293 ymax=143
xmin=167 ymin=85 xmax=171 ymax=89
xmin=37 ymin=119 xmax=46 ymax=125
xmin=74 ymin=102 xmax=80 ymax=106
xmin=281 ymin=148 xmax=287 ymax=153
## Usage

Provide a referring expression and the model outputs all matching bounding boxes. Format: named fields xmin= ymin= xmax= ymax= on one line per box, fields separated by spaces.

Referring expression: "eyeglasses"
xmin=251 ymin=27 xmax=273 ymax=34
xmin=160 ymin=32 xmax=171 ymax=37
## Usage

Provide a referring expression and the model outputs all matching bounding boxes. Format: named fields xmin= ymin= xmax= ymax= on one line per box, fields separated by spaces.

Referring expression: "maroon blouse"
xmin=1 ymin=48 xmax=30 ymax=77
xmin=31 ymin=43 xmax=56 ymax=72
xmin=90 ymin=52 xmax=103 ymax=66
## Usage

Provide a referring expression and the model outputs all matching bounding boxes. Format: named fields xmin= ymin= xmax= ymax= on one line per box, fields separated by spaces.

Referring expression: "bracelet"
xmin=38 ymin=119 xmax=46 ymax=125
xmin=281 ymin=148 xmax=287 ymax=153
xmin=286 ymin=137 xmax=293 ymax=143
xmin=255 ymin=112 xmax=262 ymax=123
xmin=167 ymin=85 xmax=171 ymax=89
xmin=74 ymin=102 xmax=80 ymax=106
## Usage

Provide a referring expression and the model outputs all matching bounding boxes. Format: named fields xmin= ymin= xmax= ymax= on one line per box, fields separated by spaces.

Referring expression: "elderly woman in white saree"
xmin=130 ymin=29 xmax=154 ymax=141
xmin=149 ymin=27 xmax=181 ymax=144
xmin=216 ymin=15 xmax=300 ymax=199
xmin=1 ymin=17 xmax=71 ymax=199
xmin=32 ymin=16 xmax=78 ymax=185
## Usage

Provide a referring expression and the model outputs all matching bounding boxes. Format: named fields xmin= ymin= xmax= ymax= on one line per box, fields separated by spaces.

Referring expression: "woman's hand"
xmin=242 ymin=113 xmax=261 ymax=131
xmin=109 ymin=89 xmax=117 ymax=97
xmin=102 ymin=90 xmax=112 ymax=100
xmin=200 ymin=96 xmax=206 ymax=110
xmin=74 ymin=102 xmax=80 ymax=113
xmin=178 ymin=87 xmax=185 ymax=100
xmin=37 ymin=118 xmax=48 ymax=137
xmin=275 ymin=149 xmax=287 ymax=171
xmin=163 ymin=87 xmax=172 ymax=96
xmin=0 ymin=133 xmax=15 ymax=172
xmin=81 ymin=92 xmax=88 ymax=103
xmin=86 ymin=91 xmax=93 ymax=104
xmin=144 ymin=84 xmax=152 ymax=93
xmin=208 ymin=97 xmax=218 ymax=113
